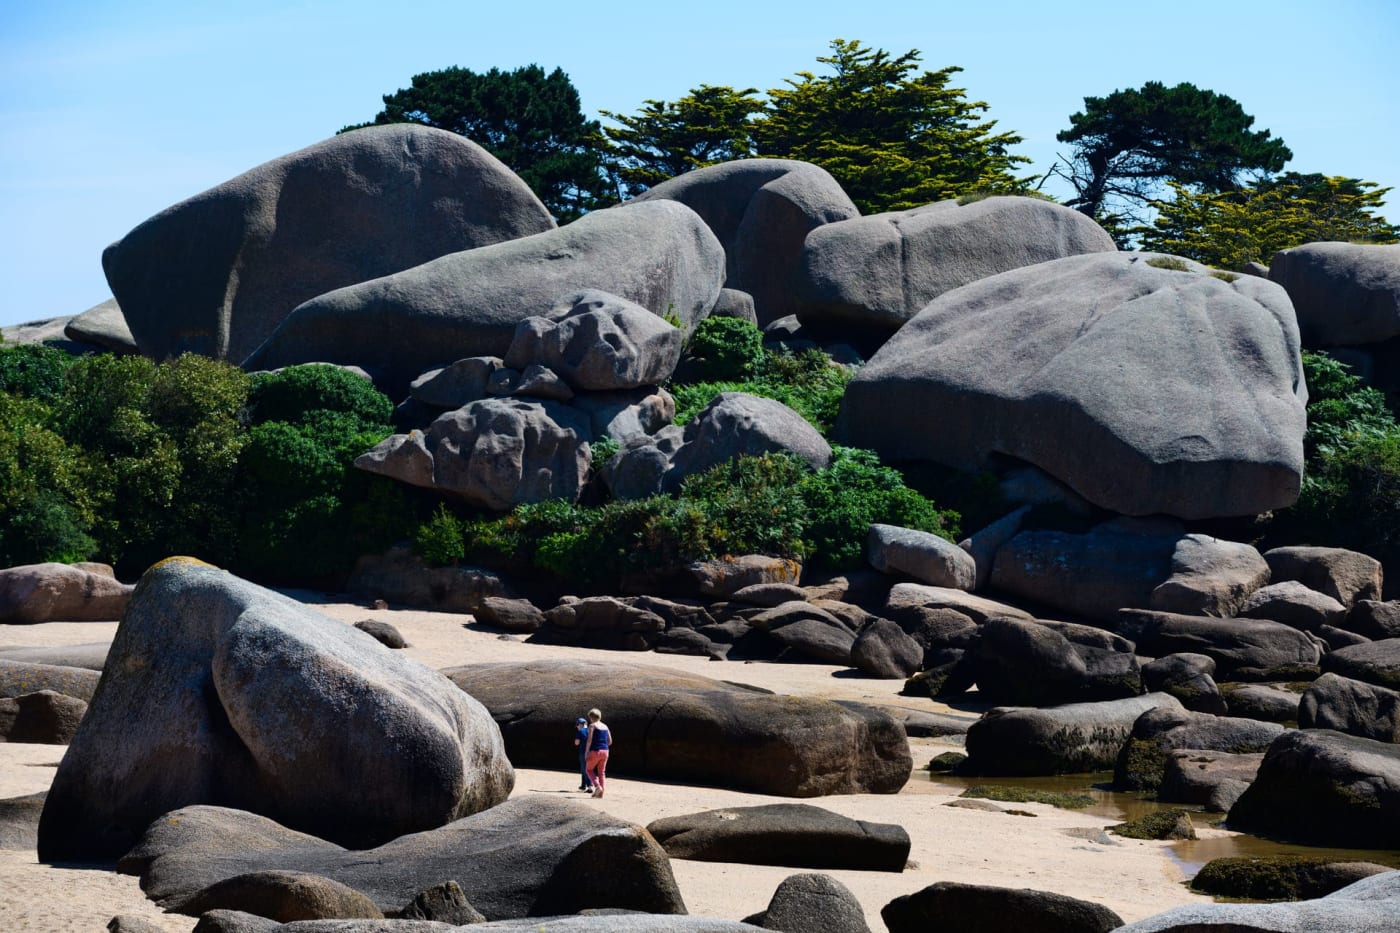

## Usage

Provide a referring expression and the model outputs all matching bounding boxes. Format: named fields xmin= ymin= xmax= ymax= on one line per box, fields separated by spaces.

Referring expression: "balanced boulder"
xmin=629 ymin=159 xmax=859 ymax=326
xmin=838 ymin=252 xmax=1306 ymax=519
xmin=1263 ymin=545 xmax=1383 ymax=608
xmin=796 ymin=195 xmax=1116 ymax=334
xmin=39 ymin=558 xmax=513 ymax=861
xmin=866 ymin=524 xmax=975 ymax=590
xmin=105 ymin=124 xmax=554 ymax=363
xmin=1149 ymin=534 xmax=1270 ymax=617
xmin=445 ymin=659 xmax=911 ymax=796
xmin=244 ymin=200 xmax=724 ymax=392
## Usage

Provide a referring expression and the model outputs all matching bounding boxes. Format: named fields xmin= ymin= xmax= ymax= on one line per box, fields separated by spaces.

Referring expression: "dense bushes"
xmin=417 ymin=448 xmax=957 ymax=590
xmin=1269 ymin=351 xmax=1400 ymax=566
xmin=0 ymin=347 xmax=414 ymax=583
xmin=671 ymin=346 xmax=851 ymax=435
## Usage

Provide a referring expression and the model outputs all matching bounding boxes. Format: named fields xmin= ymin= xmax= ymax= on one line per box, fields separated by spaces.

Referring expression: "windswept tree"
xmin=1046 ymin=81 xmax=1291 ymax=227
xmin=601 ymin=85 xmax=765 ymax=196
xmin=751 ymin=39 xmax=1031 ymax=213
xmin=1136 ymin=174 xmax=1398 ymax=269
xmin=345 ymin=64 xmax=617 ymax=221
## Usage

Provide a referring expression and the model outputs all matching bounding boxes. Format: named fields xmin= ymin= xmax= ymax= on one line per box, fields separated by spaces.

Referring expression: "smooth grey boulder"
xmin=105 ymin=124 xmax=554 ymax=363
xmin=1220 ymin=683 xmax=1304 ymax=723
xmin=503 ymin=290 xmax=683 ymax=391
xmin=532 ymin=596 xmax=668 ymax=652
xmin=604 ymin=393 xmax=831 ymax=499
xmin=796 ymin=196 xmax=1116 ymax=333
xmin=629 ymin=159 xmax=859 ymax=326
xmin=117 ymin=797 xmax=684 ymax=920
xmin=1116 ymin=610 xmax=1323 ymax=680
xmin=0 ymin=792 xmax=45 ymax=850
xmin=0 ymin=562 xmax=133 ymax=623
xmin=39 ymin=558 xmax=512 ymax=861
xmin=971 ymin=617 xmax=1141 ymax=706
xmin=962 ymin=693 xmax=1183 ymax=776
xmin=1149 ymin=534 xmax=1271 ymax=617
xmin=445 ymin=659 xmax=911 ymax=796
xmin=410 ymin=357 xmax=503 ymax=410
xmin=352 ymin=619 xmax=407 ymax=649
xmin=1158 ymin=749 xmax=1263 ymax=811
xmin=689 ymin=555 xmax=802 ymax=598
xmin=1263 ymin=545 xmax=1383 ymax=608
xmin=1141 ymin=653 xmax=1226 ymax=714
xmin=709 ymin=288 xmax=758 ymax=325
xmin=569 ymin=387 xmax=675 ymax=444
xmin=884 ymin=583 xmax=1031 ymax=627
xmin=1300 ymin=672 xmax=1400 ymax=741
xmin=958 ymin=506 xmax=1030 ymax=592
xmin=0 ymin=689 xmax=87 ymax=744
xmin=358 ymin=397 xmax=593 ymax=510
xmin=745 ymin=873 xmax=870 ymax=933
xmin=347 ymin=545 xmax=510 ymax=613
xmin=646 ymin=803 xmax=909 ymax=871
xmin=64 ymin=297 xmax=137 ymax=354
xmin=1115 ymin=870 xmax=1400 ymax=932
xmin=866 ymin=524 xmax=975 ymax=590
xmin=851 ymin=619 xmax=925 ymax=679
xmin=1269 ymin=241 xmax=1400 ymax=347
xmin=1227 ymin=729 xmax=1400 ymax=847
xmin=881 ymin=881 xmax=1123 ymax=933
xmin=990 ymin=519 xmax=1182 ymax=624
xmin=730 ymin=584 xmax=809 ymax=608
xmin=838 ymin=252 xmax=1306 ymax=519
xmin=1114 ymin=705 xmax=1283 ymax=792
xmin=1323 ymin=638 xmax=1400 ymax=690
xmin=1241 ymin=581 xmax=1347 ymax=632
xmin=474 ymin=597 xmax=545 ymax=633
xmin=1346 ymin=600 xmax=1400 ymax=640
xmin=244 ymin=200 xmax=724 ymax=392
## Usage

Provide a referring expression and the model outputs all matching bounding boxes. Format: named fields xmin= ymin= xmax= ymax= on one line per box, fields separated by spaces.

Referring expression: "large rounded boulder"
xmin=796 ymin=195 xmax=1116 ymax=334
xmin=244 ymin=200 xmax=725 ymax=393
xmin=38 ymin=558 xmax=513 ymax=861
xmin=104 ymin=124 xmax=555 ymax=362
xmin=445 ymin=659 xmax=910 ymax=796
xmin=628 ymin=159 xmax=859 ymax=326
xmin=1269 ymin=242 xmax=1400 ymax=347
xmin=837 ymin=252 xmax=1307 ymax=519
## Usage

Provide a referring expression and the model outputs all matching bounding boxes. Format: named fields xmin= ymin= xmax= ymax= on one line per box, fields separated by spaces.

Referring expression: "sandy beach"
xmin=0 ymin=596 xmax=1217 ymax=931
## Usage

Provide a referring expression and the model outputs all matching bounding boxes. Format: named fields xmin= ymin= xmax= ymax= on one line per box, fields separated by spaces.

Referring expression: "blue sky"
xmin=2 ymin=0 xmax=1397 ymax=327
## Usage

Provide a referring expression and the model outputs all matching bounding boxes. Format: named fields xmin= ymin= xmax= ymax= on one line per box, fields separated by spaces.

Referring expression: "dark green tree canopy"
xmin=1048 ymin=80 xmax=1292 ymax=224
xmin=752 ymin=39 xmax=1031 ymax=213
xmin=601 ymin=85 xmax=765 ymax=197
xmin=346 ymin=64 xmax=617 ymax=222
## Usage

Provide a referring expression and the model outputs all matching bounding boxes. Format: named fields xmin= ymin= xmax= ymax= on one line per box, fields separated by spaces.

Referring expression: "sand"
xmin=0 ymin=595 xmax=1216 ymax=931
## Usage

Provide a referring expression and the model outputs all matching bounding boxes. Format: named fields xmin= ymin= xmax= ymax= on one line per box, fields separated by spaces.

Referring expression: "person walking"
xmin=583 ymin=708 xmax=611 ymax=798
xmin=573 ymin=717 xmax=593 ymax=792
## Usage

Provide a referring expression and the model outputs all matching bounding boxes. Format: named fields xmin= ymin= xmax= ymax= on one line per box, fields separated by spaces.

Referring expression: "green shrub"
xmin=247 ymin=364 xmax=393 ymax=431
xmin=415 ymin=504 xmax=467 ymax=565
xmin=798 ymin=446 xmax=958 ymax=569
xmin=670 ymin=348 xmax=852 ymax=436
xmin=685 ymin=316 xmax=766 ymax=381
xmin=1145 ymin=255 xmax=1190 ymax=271
xmin=1298 ymin=351 xmax=1396 ymax=460
xmin=0 ymin=344 xmax=74 ymax=402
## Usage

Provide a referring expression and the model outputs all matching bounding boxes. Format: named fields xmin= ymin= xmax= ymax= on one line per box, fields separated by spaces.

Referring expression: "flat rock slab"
xmin=646 ymin=803 xmax=909 ymax=871
xmin=118 ymin=797 xmax=684 ymax=921
xmin=0 ymin=643 xmax=109 ymax=671
xmin=0 ymin=658 xmax=100 ymax=702
xmin=444 ymin=659 xmax=911 ymax=796
xmin=882 ymin=880 xmax=1123 ymax=933
xmin=1116 ymin=611 xmax=1322 ymax=680
xmin=39 ymin=558 xmax=512 ymax=861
